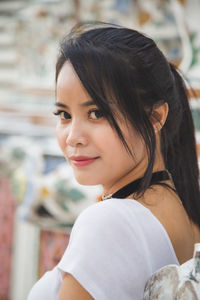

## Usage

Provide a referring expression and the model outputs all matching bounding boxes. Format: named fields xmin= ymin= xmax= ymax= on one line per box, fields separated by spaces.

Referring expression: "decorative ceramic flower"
xmin=144 ymin=247 xmax=200 ymax=300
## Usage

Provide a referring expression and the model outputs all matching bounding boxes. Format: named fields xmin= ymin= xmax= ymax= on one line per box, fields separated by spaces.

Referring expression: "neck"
xmin=102 ymin=141 xmax=165 ymax=197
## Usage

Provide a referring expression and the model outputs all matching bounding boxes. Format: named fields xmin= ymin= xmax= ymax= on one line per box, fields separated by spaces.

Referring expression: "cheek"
xmin=128 ymin=134 xmax=145 ymax=161
xmin=56 ymin=124 xmax=66 ymax=153
xmin=100 ymin=129 xmax=129 ymax=162
xmin=117 ymin=128 xmax=145 ymax=163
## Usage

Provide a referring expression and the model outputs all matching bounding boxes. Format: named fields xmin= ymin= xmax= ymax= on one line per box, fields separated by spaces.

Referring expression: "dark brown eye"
xmin=89 ymin=109 xmax=104 ymax=120
xmin=53 ymin=111 xmax=71 ymax=120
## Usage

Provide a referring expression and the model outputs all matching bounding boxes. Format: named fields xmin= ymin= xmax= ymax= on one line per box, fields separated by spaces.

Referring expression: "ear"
xmin=150 ymin=102 xmax=169 ymax=133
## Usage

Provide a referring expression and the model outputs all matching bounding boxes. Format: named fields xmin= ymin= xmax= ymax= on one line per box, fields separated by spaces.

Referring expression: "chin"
xmin=74 ymin=174 xmax=101 ymax=186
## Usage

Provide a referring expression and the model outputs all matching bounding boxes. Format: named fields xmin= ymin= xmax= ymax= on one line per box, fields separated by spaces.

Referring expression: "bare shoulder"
xmin=58 ymin=273 xmax=94 ymax=300
xmin=138 ymin=184 xmax=195 ymax=264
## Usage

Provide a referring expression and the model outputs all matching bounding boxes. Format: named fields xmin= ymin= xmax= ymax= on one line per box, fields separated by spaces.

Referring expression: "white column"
xmin=10 ymin=208 xmax=40 ymax=300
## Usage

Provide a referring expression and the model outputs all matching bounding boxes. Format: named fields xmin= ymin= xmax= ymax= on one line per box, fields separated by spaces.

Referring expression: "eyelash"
xmin=88 ymin=109 xmax=104 ymax=120
xmin=53 ymin=109 xmax=104 ymax=120
xmin=53 ymin=110 xmax=71 ymax=120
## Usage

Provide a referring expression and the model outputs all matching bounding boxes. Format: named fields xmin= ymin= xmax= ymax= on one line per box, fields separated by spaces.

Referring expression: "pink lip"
xmin=69 ymin=156 xmax=99 ymax=166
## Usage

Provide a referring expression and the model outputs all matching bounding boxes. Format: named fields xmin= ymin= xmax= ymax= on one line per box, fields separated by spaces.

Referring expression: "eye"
xmin=53 ymin=110 xmax=71 ymax=120
xmin=88 ymin=109 xmax=104 ymax=120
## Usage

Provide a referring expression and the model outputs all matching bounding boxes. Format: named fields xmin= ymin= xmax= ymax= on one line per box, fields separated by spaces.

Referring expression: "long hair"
xmin=56 ymin=22 xmax=200 ymax=228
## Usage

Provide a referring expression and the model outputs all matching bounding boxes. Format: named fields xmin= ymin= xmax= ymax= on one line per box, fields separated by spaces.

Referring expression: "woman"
xmin=28 ymin=22 xmax=200 ymax=300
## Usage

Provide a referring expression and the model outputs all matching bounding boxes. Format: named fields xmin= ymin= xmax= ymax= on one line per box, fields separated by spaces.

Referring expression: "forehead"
xmin=57 ymin=61 xmax=79 ymax=88
xmin=56 ymin=61 xmax=89 ymax=101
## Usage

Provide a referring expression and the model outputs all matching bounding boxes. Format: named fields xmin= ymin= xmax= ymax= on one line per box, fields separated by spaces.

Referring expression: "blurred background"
xmin=0 ymin=0 xmax=200 ymax=299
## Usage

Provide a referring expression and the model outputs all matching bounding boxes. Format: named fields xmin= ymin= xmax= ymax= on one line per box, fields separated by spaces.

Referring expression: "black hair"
xmin=56 ymin=22 xmax=200 ymax=228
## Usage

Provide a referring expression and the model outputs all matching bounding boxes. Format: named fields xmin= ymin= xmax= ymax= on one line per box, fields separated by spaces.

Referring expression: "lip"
xmin=69 ymin=156 xmax=99 ymax=166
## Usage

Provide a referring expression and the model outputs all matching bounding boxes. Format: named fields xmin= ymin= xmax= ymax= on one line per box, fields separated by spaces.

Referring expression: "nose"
xmin=65 ymin=120 xmax=88 ymax=147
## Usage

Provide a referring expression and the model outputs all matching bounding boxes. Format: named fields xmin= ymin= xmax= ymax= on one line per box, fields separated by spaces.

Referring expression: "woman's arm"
xmin=58 ymin=273 xmax=94 ymax=300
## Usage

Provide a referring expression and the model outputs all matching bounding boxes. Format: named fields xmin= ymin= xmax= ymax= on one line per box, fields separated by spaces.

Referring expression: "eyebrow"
xmin=55 ymin=100 xmax=95 ymax=108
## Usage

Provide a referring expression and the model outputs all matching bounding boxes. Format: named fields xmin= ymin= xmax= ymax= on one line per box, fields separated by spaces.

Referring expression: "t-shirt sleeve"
xmin=57 ymin=200 xmax=178 ymax=300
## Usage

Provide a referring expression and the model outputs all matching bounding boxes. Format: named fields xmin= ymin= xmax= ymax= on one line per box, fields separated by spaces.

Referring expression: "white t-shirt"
xmin=28 ymin=199 xmax=179 ymax=300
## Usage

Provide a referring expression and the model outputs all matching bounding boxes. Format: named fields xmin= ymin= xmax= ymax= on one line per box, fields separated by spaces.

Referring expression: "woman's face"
xmin=55 ymin=61 xmax=146 ymax=194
